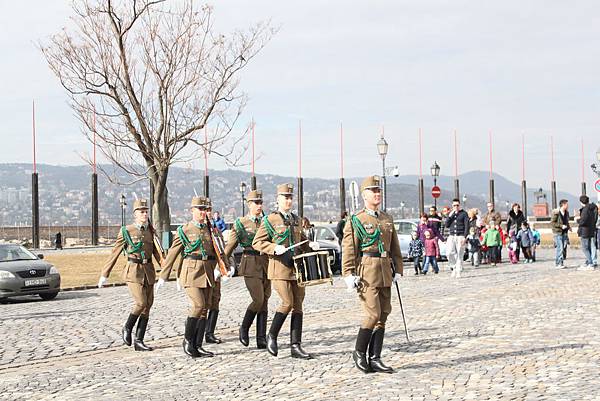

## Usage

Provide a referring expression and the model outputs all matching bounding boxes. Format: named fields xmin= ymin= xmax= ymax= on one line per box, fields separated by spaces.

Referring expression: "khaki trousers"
xmin=185 ymin=287 xmax=212 ymax=318
xmin=359 ymin=286 xmax=391 ymax=330
xmin=207 ymin=280 xmax=221 ymax=311
xmin=272 ymin=279 xmax=305 ymax=314
xmin=244 ymin=276 xmax=271 ymax=313
xmin=127 ymin=282 xmax=154 ymax=316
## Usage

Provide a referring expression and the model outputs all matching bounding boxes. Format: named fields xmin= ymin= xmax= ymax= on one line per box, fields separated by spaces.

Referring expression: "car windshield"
xmin=315 ymin=227 xmax=337 ymax=241
xmin=394 ymin=222 xmax=416 ymax=236
xmin=0 ymin=246 xmax=38 ymax=262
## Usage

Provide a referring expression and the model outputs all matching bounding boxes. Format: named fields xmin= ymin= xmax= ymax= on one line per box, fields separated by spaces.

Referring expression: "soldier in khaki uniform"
xmin=252 ymin=183 xmax=320 ymax=359
xmin=98 ymin=199 xmax=163 ymax=352
xmin=203 ymin=200 xmax=233 ymax=345
xmin=155 ymin=196 xmax=232 ymax=358
xmin=342 ymin=176 xmax=403 ymax=373
xmin=224 ymin=189 xmax=270 ymax=348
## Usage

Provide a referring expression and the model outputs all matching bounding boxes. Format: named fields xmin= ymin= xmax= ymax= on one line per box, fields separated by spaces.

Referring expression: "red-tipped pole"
xmin=203 ymin=126 xmax=209 ymax=197
xmin=93 ymin=108 xmax=97 ymax=174
xmin=297 ymin=120 xmax=304 ymax=218
xmin=453 ymin=129 xmax=460 ymax=199
xmin=340 ymin=122 xmax=344 ymax=178
xmin=339 ymin=122 xmax=346 ymax=214
xmin=550 ymin=135 xmax=557 ymax=208
xmin=251 ymin=118 xmax=256 ymax=190
xmin=32 ymin=100 xmax=37 ymax=174
xmin=418 ymin=128 xmax=424 ymax=214
xmin=521 ymin=132 xmax=528 ymax=216
xmin=489 ymin=130 xmax=495 ymax=206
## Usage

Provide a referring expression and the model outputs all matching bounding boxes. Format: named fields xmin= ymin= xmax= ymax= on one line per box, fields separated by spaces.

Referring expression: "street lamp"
xmin=239 ymin=182 xmax=247 ymax=216
xmin=591 ymin=147 xmax=600 ymax=177
xmin=430 ymin=161 xmax=440 ymax=208
xmin=462 ymin=194 xmax=467 ymax=208
xmin=377 ymin=134 xmax=389 ymax=211
xmin=400 ymin=201 xmax=405 ymax=219
xmin=119 ymin=194 xmax=127 ymax=227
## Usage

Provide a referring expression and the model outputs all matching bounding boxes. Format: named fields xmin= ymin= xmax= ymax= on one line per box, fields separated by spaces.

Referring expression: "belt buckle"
xmin=201 ymin=255 xmax=208 ymax=261
xmin=380 ymin=251 xmax=387 ymax=258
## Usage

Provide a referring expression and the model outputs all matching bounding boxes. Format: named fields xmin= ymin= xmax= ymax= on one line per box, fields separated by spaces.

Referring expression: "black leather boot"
xmin=267 ymin=312 xmax=287 ymax=356
xmin=290 ymin=313 xmax=312 ymax=359
xmin=368 ymin=328 xmax=393 ymax=373
xmin=183 ymin=317 xmax=201 ymax=358
xmin=122 ymin=313 xmax=139 ymax=346
xmin=353 ymin=328 xmax=373 ymax=373
xmin=205 ymin=310 xmax=222 ymax=344
xmin=133 ymin=315 xmax=153 ymax=351
xmin=239 ymin=309 xmax=257 ymax=347
xmin=195 ymin=318 xmax=215 ymax=357
xmin=256 ymin=311 xmax=268 ymax=349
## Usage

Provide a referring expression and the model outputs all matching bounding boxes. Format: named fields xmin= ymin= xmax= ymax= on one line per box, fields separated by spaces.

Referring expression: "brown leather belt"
xmin=243 ymin=249 xmax=261 ymax=256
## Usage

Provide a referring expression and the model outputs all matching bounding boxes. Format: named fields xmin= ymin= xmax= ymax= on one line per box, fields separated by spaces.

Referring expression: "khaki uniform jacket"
xmin=160 ymin=221 xmax=228 ymax=288
xmin=101 ymin=224 xmax=162 ymax=284
xmin=252 ymin=212 xmax=310 ymax=281
xmin=224 ymin=215 xmax=268 ymax=279
xmin=341 ymin=209 xmax=403 ymax=288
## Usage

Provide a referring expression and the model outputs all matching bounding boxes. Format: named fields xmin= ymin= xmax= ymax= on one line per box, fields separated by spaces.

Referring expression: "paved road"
xmin=1 ymin=249 xmax=600 ymax=400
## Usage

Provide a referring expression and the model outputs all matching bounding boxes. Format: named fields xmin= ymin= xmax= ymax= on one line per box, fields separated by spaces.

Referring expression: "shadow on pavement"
xmin=399 ymin=343 xmax=586 ymax=369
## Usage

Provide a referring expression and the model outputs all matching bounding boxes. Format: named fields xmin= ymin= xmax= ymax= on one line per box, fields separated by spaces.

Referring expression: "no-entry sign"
xmin=595 ymin=179 xmax=600 ymax=193
xmin=431 ymin=186 xmax=441 ymax=198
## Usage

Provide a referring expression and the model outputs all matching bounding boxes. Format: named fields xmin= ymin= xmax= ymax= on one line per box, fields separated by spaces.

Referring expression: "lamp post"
xmin=430 ymin=161 xmax=440 ymax=208
xmin=377 ymin=133 xmax=389 ymax=211
xmin=591 ymin=147 xmax=600 ymax=201
xmin=462 ymin=194 xmax=467 ymax=208
xmin=400 ymin=201 xmax=405 ymax=219
xmin=239 ymin=182 xmax=247 ymax=216
xmin=119 ymin=194 xmax=126 ymax=227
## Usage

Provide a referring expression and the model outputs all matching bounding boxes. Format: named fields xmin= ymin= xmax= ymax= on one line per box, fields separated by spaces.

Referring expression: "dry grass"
xmin=539 ymin=232 xmax=580 ymax=247
xmin=44 ymin=253 xmax=180 ymax=288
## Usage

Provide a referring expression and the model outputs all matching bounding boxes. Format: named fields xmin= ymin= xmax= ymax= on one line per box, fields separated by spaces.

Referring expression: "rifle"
xmin=148 ymin=219 xmax=165 ymax=265
xmin=348 ymin=181 xmax=363 ymax=291
xmin=206 ymin=217 xmax=229 ymax=277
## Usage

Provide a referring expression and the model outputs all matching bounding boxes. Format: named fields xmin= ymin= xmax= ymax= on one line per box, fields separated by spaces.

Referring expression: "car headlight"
xmin=0 ymin=270 xmax=16 ymax=279
xmin=49 ymin=266 xmax=59 ymax=275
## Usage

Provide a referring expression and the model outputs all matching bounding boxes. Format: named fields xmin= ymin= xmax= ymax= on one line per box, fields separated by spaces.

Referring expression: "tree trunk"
xmin=150 ymin=168 xmax=171 ymax=236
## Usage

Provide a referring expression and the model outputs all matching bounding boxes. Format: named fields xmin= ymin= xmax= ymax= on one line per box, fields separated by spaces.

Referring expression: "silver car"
xmin=394 ymin=219 xmax=447 ymax=261
xmin=0 ymin=244 xmax=61 ymax=301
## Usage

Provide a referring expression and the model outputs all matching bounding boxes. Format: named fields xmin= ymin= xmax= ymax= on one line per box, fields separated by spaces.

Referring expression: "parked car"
xmin=0 ymin=244 xmax=61 ymax=301
xmin=312 ymin=224 xmax=342 ymax=274
xmin=394 ymin=219 xmax=447 ymax=261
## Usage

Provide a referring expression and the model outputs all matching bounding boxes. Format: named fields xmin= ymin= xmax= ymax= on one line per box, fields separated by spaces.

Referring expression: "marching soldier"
xmin=224 ymin=189 xmax=270 ymax=349
xmin=341 ymin=176 xmax=403 ymax=373
xmin=155 ymin=196 xmax=232 ymax=358
xmin=98 ymin=198 xmax=163 ymax=352
xmin=204 ymin=201 xmax=223 ymax=345
xmin=252 ymin=183 xmax=320 ymax=359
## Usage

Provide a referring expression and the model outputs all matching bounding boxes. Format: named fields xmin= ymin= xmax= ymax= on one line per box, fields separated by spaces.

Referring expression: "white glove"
xmin=228 ymin=265 xmax=235 ymax=277
xmin=393 ymin=273 xmax=402 ymax=283
xmin=154 ymin=278 xmax=165 ymax=293
xmin=274 ymin=245 xmax=287 ymax=255
xmin=214 ymin=267 xmax=222 ymax=281
xmin=344 ymin=275 xmax=359 ymax=292
xmin=309 ymin=241 xmax=320 ymax=250
xmin=176 ymin=278 xmax=182 ymax=291
xmin=97 ymin=276 xmax=108 ymax=288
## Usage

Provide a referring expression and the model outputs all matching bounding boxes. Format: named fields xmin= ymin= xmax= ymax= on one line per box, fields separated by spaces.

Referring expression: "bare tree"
xmin=41 ymin=0 xmax=275 ymax=232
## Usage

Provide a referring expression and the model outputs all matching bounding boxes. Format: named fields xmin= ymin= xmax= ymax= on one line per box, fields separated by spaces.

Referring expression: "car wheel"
xmin=39 ymin=291 xmax=59 ymax=301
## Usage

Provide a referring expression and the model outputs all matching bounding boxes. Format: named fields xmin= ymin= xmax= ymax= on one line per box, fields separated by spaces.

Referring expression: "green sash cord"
xmin=177 ymin=225 xmax=207 ymax=258
xmin=235 ymin=218 xmax=255 ymax=248
xmin=351 ymin=215 xmax=385 ymax=254
xmin=262 ymin=216 xmax=294 ymax=251
xmin=121 ymin=226 xmax=145 ymax=259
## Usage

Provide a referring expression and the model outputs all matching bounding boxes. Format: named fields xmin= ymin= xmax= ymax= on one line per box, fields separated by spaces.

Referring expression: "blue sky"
xmin=1 ymin=1 xmax=599 ymax=196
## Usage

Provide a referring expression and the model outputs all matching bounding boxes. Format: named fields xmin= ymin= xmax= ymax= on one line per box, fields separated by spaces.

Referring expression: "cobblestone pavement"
xmin=1 ymin=249 xmax=600 ymax=400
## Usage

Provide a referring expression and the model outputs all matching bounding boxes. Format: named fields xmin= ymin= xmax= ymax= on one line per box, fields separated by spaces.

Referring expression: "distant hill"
xmin=0 ymin=164 xmax=577 ymax=226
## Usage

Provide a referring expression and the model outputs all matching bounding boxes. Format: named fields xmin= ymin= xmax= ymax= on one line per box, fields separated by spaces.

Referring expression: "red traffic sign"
xmin=595 ymin=179 xmax=600 ymax=193
xmin=431 ymin=186 xmax=441 ymax=198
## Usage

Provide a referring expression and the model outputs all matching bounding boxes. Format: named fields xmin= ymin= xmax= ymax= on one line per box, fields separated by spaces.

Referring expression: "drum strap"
xmin=262 ymin=215 xmax=295 ymax=253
